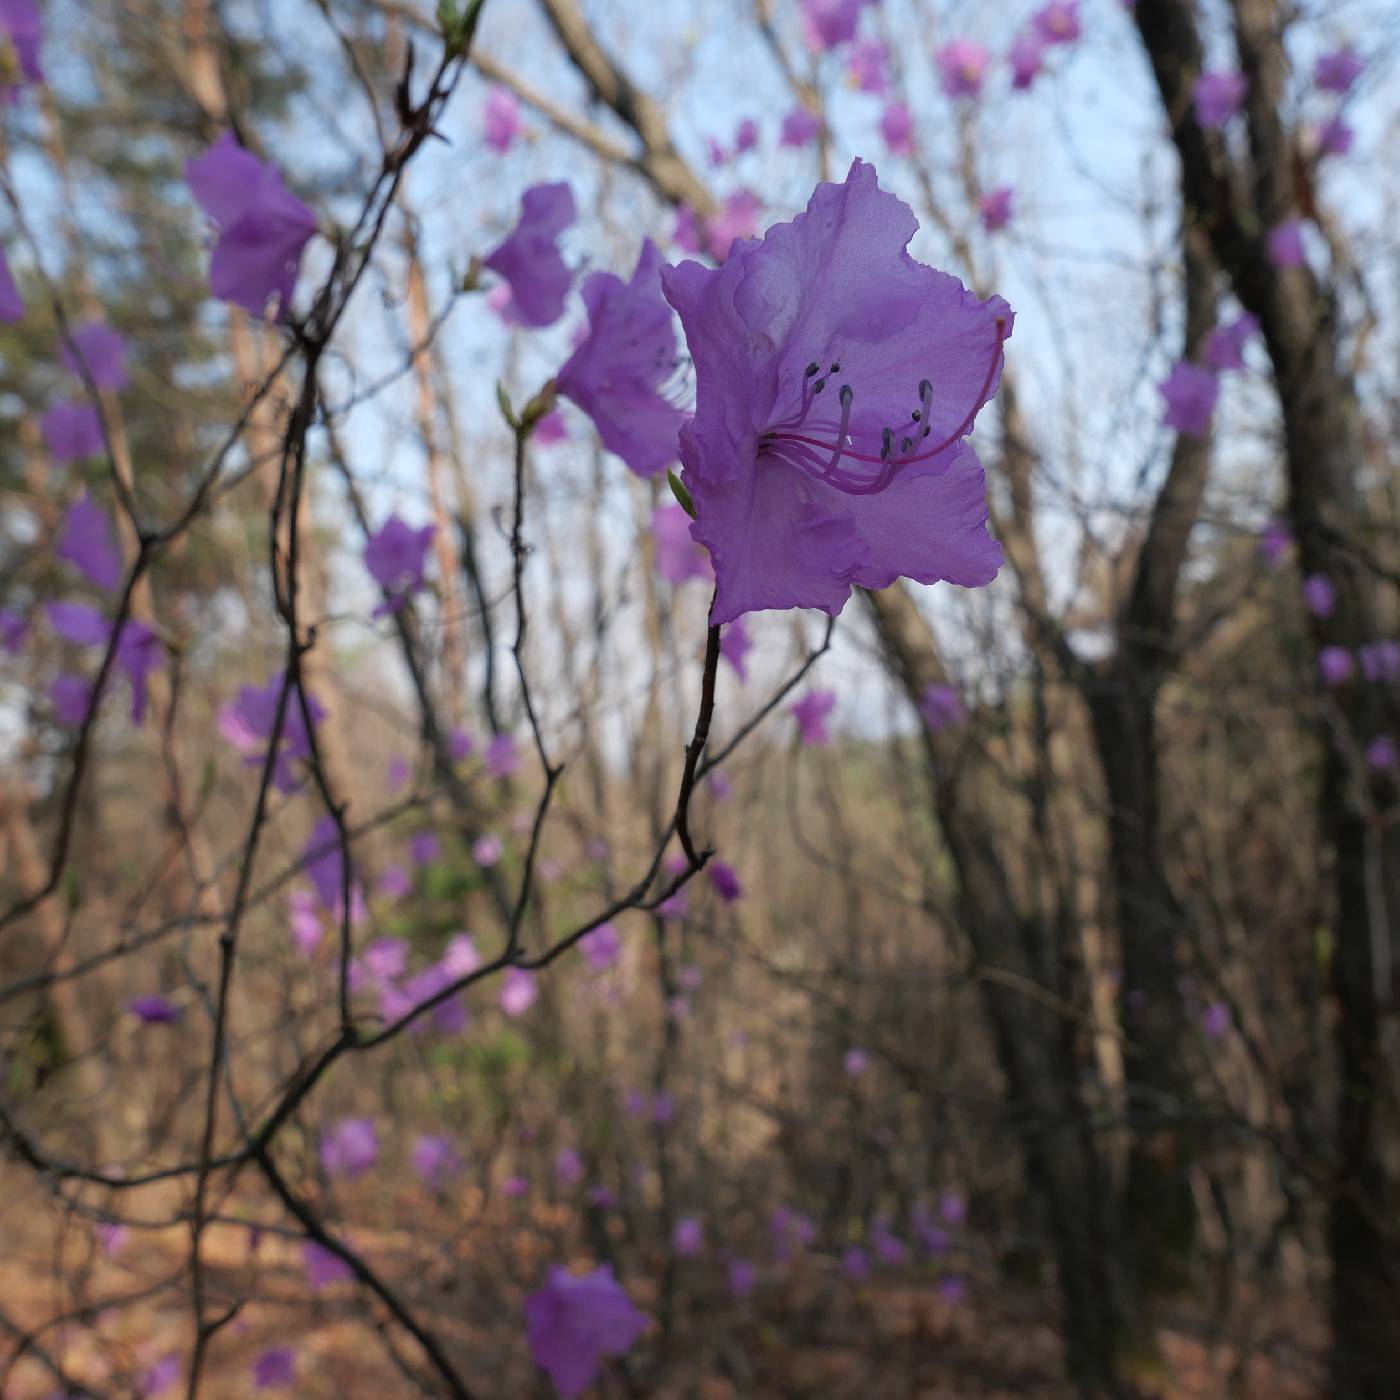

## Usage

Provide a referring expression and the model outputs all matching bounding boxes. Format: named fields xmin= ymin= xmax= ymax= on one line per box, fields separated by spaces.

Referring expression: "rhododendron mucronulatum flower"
xmin=186 ymin=133 xmax=316 ymax=320
xmin=483 ymin=182 xmax=575 ymax=329
xmin=555 ymin=239 xmax=686 ymax=478
xmin=524 ymin=1265 xmax=647 ymax=1398
xmin=661 ymin=161 xmax=1009 ymax=625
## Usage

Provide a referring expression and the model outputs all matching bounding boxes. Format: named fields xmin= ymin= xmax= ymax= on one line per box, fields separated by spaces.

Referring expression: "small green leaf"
xmin=63 ymin=866 xmax=81 ymax=912
xmin=495 ymin=381 xmax=518 ymax=429
xmin=667 ymin=469 xmax=696 ymax=519
xmin=1314 ymin=925 xmax=1334 ymax=972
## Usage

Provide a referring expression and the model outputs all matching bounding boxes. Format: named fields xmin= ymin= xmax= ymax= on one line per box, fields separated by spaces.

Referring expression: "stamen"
xmin=805 ymin=362 xmax=820 ymax=377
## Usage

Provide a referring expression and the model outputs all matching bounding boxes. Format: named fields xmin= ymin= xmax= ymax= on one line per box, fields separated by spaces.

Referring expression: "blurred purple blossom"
xmin=42 ymin=400 xmax=104 ymax=463
xmin=186 ymin=132 xmax=316 ymax=319
xmin=524 ymin=1265 xmax=647 ymax=1399
xmin=556 ymin=239 xmax=687 ymax=478
xmin=60 ymin=322 xmax=130 ymax=391
xmin=1158 ymin=362 xmax=1219 ymax=437
xmin=483 ymin=182 xmax=576 ymax=328
xmin=56 ymin=494 xmax=122 ymax=592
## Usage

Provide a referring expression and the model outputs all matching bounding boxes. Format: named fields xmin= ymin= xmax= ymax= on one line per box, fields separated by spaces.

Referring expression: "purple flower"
xmin=879 ymin=100 xmax=913 ymax=156
xmin=705 ymin=135 xmax=728 ymax=170
xmin=219 ymin=672 xmax=325 ymax=794
xmin=129 ymin=995 xmax=182 ymax=1025
xmin=1 ymin=607 xmax=26 ymax=654
xmin=842 ymin=1245 xmax=871 ymax=1280
xmin=1359 ymin=641 xmax=1400 ymax=683
xmin=289 ymin=888 xmax=322 ymax=956
xmin=1193 ymin=71 xmax=1248 ymax=129
xmin=42 ymin=400 xmax=104 ymax=464
xmin=251 ymin=1347 xmax=297 ymax=1391
xmin=503 ymin=1173 xmax=530 ymax=1199
xmin=554 ymin=1146 xmax=584 ymax=1188
xmin=555 ymin=239 xmax=687 ymax=478
xmin=442 ymin=933 xmax=482 ymax=978
xmin=483 ymin=183 xmax=576 ymax=329
xmin=1201 ymin=1000 xmax=1231 ymax=1040
xmin=0 ymin=245 xmax=22 ymax=321
xmin=728 ymin=1258 xmax=757 ymax=1297
xmin=50 ymin=674 xmax=92 ymax=726
xmin=1158 ymin=361 xmax=1219 ymax=437
xmin=473 ymin=833 xmax=503 ymax=867
xmin=302 ymin=1240 xmax=353 ymax=1288
xmin=378 ymin=865 xmax=411 ymax=899
xmin=56 ymin=494 xmax=121 ymax=591
xmin=535 ymin=407 xmax=568 ymax=444
xmin=661 ymin=161 xmax=1008 ymax=626
xmin=1302 ymin=573 xmax=1336 ymax=618
xmin=843 ymin=1047 xmax=870 ymax=1076
xmin=1033 ymin=0 xmax=1080 ymax=45
xmin=588 ymin=1184 xmax=616 ymax=1210
xmin=653 ymin=503 xmax=712 ymax=585
xmin=1319 ymin=645 xmax=1354 ymax=686
xmin=303 ymin=813 xmax=356 ymax=914
xmin=1009 ymin=32 xmax=1045 ymax=90
xmin=320 ymin=1117 xmax=378 ymax=1180
xmin=673 ymin=1217 xmax=704 ymax=1256
xmin=0 ymin=0 xmax=42 ymax=94
xmin=799 ymin=0 xmax=870 ymax=52
xmin=450 ymin=727 xmax=474 ymax=761
xmin=780 ymin=106 xmax=822 ymax=149
xmin=652 ymin=1090 xmax=677 ymax=1124
xmin=1259 ymin=518 xmax=1291 ymax=567
xmin=364 ymin=515 xmax=434 ymax=612
xmin=483 ymin=85 xmax=522 ymax=153
xmin=708 ymin=860 xmax=743 ymax=903
xmin=582 ymin=921 xmax=622 ymax=970
xmin=60 ymin=322 xmax=130 ymax=391
xmin=486 ymin=731 xmax=521 ymax=778
xmin=47 ymin=602 xmax=162 ymax=724
xmin=940 ymin=1189 xmax=966 ymax=1224
xmin=980 ymin=186 xmax=1014 ymax=233
xmin=1366 ymin=736 xmax=1396 ymax=771
xmin=937 ymin=1274 xmax=968 ymax=1305
xmin=500 ymin=966 xmax=538 ymax=1017
xmin=98 ymin=1222 xmax=129 ymax=1257
xmin=411 ymin=1134 xmax=463 ymax=1189
xmin=846 ymin=39 xmax=888 ymax=94
xmin=409 ymin=830 xmax=441 ymax=867
xmin=936 ymin=40 xmax=989 ymax=98
xmin=1315 ymin=47 xmax=1363 ymax=95
xmin=139 ymin=1353 xmax=181 ymax=1397
xmin=872 ymin=1220 xmax=908 ymax=1265
xmin=720 ymin=618 xmax=751 ymax=682
xmin=1204 ymin=311 xmax=1258 ymax=372
xmin=921 ymin=682 xmax=967 ymax=731
xmin=734 ymin=117 xmax=759 ymax=153
xmin=791 ymin=688 xmax=837 ymax=746
xmin=524 ymin=1265 xmax=648 ymax=1399
xmin=387 ymin=755 xmax=410 ymax=791
xmin=186 ymin=133 xmax=317 ymax=319
xmin=1317 ymin=116 xmax=1354 ymax=159
xmin=1267 ymin=219 xmax=1306 ymax=269
xmin=705 ymin=191 xmax=761 ymax=262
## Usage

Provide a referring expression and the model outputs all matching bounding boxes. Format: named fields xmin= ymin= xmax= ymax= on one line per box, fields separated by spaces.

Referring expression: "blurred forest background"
xmin=2 ymin=0 xmax=1399 ymax=1396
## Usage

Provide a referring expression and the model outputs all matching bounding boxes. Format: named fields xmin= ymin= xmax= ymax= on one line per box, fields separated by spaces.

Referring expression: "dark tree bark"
xmin=1132 ymin=2 xmax=1400 ymax=1391
xmin=862 ymin=584 xmax=1147 ymax=1396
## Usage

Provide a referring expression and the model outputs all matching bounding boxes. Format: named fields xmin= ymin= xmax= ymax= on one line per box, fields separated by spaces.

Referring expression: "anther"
xmin=814 ymin=378 xmax=826 ymax=394
xmin=901 ymin=437 xmax=913 ymax=453
xmin=806 ymin=362 xmax=820 ymax=377
xmin=881 ymin=428 xmax=894 ymax=460
xmin=911 ymin=409 xmax=921 ymax=422
xmin=829 ymin=361 xmax=841 ymax=373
